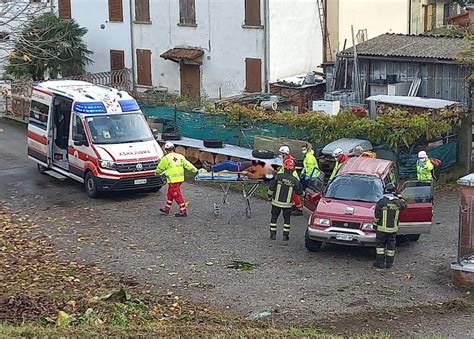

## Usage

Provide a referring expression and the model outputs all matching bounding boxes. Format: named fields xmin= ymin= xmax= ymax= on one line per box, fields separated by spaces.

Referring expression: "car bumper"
xmin=96 ymin=174 xmax=166 ymax=191
xmin=307 ymin=226 xmax=377 ymax=247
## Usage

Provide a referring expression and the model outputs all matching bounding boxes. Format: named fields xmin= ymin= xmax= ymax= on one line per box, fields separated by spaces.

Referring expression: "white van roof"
xmin=33 ymin=80 xmax=139 ymax=115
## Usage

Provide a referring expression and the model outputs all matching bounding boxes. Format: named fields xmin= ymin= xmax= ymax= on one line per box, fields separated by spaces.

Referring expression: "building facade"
xmin=53 ymin=0 xmax=323 ymax=99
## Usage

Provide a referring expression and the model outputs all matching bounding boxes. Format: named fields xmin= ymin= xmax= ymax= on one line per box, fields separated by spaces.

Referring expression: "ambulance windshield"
xmin=85 ymin=113 xmax=153 ymax=144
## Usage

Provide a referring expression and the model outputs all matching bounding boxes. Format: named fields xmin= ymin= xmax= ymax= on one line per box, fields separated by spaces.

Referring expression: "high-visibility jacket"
xmin=329 ymin=154 xmax=348 ymax=181
xmin=417 ymin=158 xmax=433 ymax=181
xmin=374 ymin=194 xmax=407 ymax=233
xmin=268 ymin=170 xmax=303 ymax=208
xmin=301 ymin=149 xmax=320 ymax=178
xmin=155 ymin=152 xmax=197 ymax=183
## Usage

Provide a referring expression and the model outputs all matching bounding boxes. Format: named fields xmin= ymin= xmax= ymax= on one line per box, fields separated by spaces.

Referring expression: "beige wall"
xmin=327 ymin=0 xmax=410 ymax=59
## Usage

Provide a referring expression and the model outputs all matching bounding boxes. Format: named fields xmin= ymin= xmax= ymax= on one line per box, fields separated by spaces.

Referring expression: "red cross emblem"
xmin=172 ymin=157 xmax=178 ymax=162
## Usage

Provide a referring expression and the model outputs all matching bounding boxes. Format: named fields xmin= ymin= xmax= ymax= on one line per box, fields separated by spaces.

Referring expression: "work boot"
xmin=159 ymin=208 xmax=169 ymax=215
xmin=270 ymin=231 xmax=276 ymax=240
xmin=292 ymin=209 xmax=303 ymax=216
xmin=175 ymin=212 xmax=187 ymax=217
xmin=283 ymin=232 xmax=289 ymax=241
xmin=385 ymin=263 xmax=393 ymax=269
xmin=373 ymin=262 xmax=384 ymax=269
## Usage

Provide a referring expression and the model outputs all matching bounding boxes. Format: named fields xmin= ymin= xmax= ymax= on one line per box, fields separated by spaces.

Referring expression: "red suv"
xmin=303 ymin=157 xmax=433 ymax=252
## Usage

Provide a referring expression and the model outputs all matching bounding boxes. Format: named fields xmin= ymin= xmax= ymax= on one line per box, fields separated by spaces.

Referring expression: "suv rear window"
xmin=326 ymin=174 xmax=383 ymax=203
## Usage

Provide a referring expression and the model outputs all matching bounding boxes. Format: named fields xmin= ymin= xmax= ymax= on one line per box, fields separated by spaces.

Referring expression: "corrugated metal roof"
xmin=160 ymin=48 xmax=204 ymax=61
xmin=339 ymin=34 xmax=469 ymax=61
xmin=366 ymin=95 xmax=460 ymax=109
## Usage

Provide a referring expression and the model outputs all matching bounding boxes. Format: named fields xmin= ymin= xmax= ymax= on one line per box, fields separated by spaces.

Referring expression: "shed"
xmin=325 ymin=33 xmax=473 ymax=173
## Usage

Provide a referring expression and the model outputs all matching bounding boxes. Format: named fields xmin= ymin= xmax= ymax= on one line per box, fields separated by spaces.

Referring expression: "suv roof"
xmin=338 ymin=157 xmax=393 ymax=179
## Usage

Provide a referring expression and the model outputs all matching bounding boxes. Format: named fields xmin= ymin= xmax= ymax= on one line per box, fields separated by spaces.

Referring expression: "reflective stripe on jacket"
xmin=374 ymin=194 xmax=407 ymax=233
xmin=268 ymin=170 xmax=303 ymax=208
xmin=416 ymin=158 xmax=433 ymax=181
xmin=302 ymin=150 xmax=320 ymax=178
xmin=155 ymin=152 xmax=198 ymax=183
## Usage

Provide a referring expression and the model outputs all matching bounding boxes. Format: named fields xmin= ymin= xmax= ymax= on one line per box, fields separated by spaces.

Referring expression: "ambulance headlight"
xmin=100 ymin=160 xmax=116 ymax=169
xmin=362 ymin=223 xmax=374 ymax=230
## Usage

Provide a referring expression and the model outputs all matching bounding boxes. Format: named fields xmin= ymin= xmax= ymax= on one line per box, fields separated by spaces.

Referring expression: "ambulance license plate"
xmin=134 ymin=179 xmax=147 ymax=185
xmin=336 ymin=233 xmax=353 ymax=241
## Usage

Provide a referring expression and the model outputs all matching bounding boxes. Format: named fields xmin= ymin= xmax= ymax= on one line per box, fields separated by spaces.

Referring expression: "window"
xmin=443 ymin=3 xmax=450 ymax=25
xmin=179 ymin=0 xmax=196 ymax=26
xmin=109 ymin=0 xmax=123 ymax=22
xmin=58 ymin=0 xmax=71 ymax=19
xmin=245 ymin=58 xmax=262 ymax=92
xmin=135 ymin=0 xmax=150 ymax=22
xmin=110 ymin=50 xmax=125 ymax=71
xmin=72 ymin=114 xmax=86 ymax=142
xmin=244 ymin=0 xmax=261 ymax=27
xmin=423 ymin=4 xmax=435 ymax=32
xmin=325 ymin=175 xmax=384 ymax=203
xmin=30 ymin=100 xmax=50 ymax=130
xmin=136 ymin=49 xmax=152 ymax=86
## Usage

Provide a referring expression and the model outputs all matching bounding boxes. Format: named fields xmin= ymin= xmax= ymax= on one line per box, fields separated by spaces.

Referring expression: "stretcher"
xmin=195 ymin=172 xmax=264 ymax=218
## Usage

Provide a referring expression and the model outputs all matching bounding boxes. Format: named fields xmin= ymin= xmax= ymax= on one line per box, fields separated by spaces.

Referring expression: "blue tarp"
xmin=398 ymin=141 xmax=458 ymax=179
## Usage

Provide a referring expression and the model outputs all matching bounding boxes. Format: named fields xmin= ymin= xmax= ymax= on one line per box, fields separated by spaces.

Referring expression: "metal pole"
xmin=351 ymin=25 xmax=361 ymax=104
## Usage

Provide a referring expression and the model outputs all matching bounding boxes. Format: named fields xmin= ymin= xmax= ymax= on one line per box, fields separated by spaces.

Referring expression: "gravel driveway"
xmin=0 ymin=119 xmax=471 ymax=334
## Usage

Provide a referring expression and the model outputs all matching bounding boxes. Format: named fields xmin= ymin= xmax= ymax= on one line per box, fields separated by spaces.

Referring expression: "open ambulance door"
xmin=398 ymin=180 xmax=433 ymax=235
xmin=27 ymin=88 xmax=53 ymax=168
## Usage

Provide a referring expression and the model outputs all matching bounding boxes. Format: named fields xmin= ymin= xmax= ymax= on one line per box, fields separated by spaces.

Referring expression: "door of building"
xmin=180 ymin=63 xmax=200 ymax=99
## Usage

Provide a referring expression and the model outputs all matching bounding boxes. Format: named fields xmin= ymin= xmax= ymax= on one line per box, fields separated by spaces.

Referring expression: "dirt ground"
xmin=1 ymin=119 xmax=472 ymax=337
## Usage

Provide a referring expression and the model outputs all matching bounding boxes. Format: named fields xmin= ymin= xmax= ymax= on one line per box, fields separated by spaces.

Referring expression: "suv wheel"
xmin=408 ymin=234 xmax=421 ymax=242
xmin=84 ymin=172 xmax=100 ymax=198
xmin=305 ymin=229 xmax=322 ymax=252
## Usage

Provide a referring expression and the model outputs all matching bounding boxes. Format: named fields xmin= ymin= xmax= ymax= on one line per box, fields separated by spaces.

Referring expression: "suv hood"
xmin=93 ymin=140 xmax=163 ymax=162
xmin=316 ymin=197 xmax=375 ymax=219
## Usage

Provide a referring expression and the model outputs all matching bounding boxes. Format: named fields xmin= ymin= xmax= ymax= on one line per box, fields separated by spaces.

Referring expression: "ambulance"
xmin=27 ymin=80 xmax=165 ymax=197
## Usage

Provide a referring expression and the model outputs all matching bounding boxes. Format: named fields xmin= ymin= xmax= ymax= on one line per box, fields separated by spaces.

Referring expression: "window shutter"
xmin=179 ymin=0 xmax=196 ymax=25
xmin=135 ymin=0 xmax=150 ymax=22
xmin=109 ymin=0 xmax=123 ymax=22
xmin=136 ymin=49 xmax=152 ymax=86
xmin=58 ymin=0 xmax=71 ymax=19
xmin=110 ymin=50 xmax=125 ymax=71
xmin=245 ymin=58 xmax=262 ymax=93
xmin=245 ymin=0 xmax=260 ymax=26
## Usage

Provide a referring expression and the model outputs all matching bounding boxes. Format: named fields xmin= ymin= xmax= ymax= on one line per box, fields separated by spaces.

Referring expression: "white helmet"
xmin=279 ymin=145 xmax=290 ymax=155
xmin=332 ymin=147 xmax=343 ymax=158
xmin=418 ymin=150 xmax=427 ymax=159
xmin=164 ymin=141 xmax=175 ymax=150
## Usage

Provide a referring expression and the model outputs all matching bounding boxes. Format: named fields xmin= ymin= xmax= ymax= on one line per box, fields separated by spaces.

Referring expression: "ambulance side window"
xmin=29 ymin=100 xmax=50 ymax=130
xmin=72 ymin=115 xmax=87 ymax=146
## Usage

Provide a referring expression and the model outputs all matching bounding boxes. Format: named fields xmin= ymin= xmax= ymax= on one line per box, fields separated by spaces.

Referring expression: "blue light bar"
xmin=119 ymin=99 xmax=139 ymax=112
xmin=73 ymin=102 xmax=107 ymax=114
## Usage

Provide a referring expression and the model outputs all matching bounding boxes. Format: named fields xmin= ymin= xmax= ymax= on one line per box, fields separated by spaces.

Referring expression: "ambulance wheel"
xmin=37 ymin=164 xmax=47 ymax=175
xmin=84 ymin=171 xmax=100 ymax=198
xmin=305 ymin=229 xmax=322 ymax=252
xmin=408 ymin=234 xmax=421 ymax=242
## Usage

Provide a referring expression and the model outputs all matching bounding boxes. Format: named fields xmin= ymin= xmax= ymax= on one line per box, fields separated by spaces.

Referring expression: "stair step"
xmin=44 ymin=170 xmax=67 ymax=180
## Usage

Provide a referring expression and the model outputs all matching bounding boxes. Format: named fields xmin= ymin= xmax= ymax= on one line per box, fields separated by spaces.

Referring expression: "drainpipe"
xmin=129 ymin=0 xmax=136 ymax=92
xmin=263 ymin=0 xmax=270 ymax=92
xmin=408 ymin=0 xmax=412 ymax=34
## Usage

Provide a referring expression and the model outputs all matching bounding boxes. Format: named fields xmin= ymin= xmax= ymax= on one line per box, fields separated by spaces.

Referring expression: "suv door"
xmin=398 ymin=180 xmax=433 ymax=235
xmin=303 ymin=177 xmax=324 ymax=213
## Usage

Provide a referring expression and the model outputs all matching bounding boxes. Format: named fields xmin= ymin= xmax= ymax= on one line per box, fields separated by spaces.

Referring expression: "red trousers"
xmin=293 ymin=193 xmax=302 ymax=209
xmin=164 ymin=182 xmax=187 ymax=214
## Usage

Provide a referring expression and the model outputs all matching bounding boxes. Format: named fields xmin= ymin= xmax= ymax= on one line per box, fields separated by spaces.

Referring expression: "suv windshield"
xmin=326 ymin=174 xmax=383 ymax=203
xmin=85 ymin=113 xmax=153 ymax=144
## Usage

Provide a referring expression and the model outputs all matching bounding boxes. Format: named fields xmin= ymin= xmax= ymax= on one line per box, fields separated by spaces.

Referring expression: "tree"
xmin=4 ymin=13 xmax=92 ymax=80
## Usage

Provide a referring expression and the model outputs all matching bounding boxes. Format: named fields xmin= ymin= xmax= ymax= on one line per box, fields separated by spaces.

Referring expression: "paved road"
xmin=0 ymin=118 xmax=471 ymax=336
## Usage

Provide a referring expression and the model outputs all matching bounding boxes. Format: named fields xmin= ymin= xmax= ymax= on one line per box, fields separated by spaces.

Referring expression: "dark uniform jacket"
xmin=374 ymin=194 xmax=407 ymax=233
xmin=268 ymin=170 xmax=303 ymax=208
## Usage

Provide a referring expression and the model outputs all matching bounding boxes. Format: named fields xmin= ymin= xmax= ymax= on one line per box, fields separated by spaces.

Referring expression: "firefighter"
xmin=373 ymin=183 xmax=407 ymax=269
xmin=278 ymin=145 xmax=303 ymax=215
xmin=416 ymin=150 xmax=433 ymax=182
xmin=329 ymin=147 xmax=349 ymax=181
xmin=155 ymin=141 xmax=198 ymax=217
xmin=300 ymin=142 xmax=322 ymax=190
xmin=268 ymin=158 xmax=303 ymax=241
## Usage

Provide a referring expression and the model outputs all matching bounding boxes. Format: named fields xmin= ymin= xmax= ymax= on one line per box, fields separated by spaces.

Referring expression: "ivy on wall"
xmin=205 ymin=103 xmax=465 ymax=151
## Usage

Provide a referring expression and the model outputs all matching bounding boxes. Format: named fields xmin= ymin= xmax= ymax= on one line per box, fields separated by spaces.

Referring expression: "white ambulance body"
xmin=27 ymin=80 xmax=165 ymax=197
